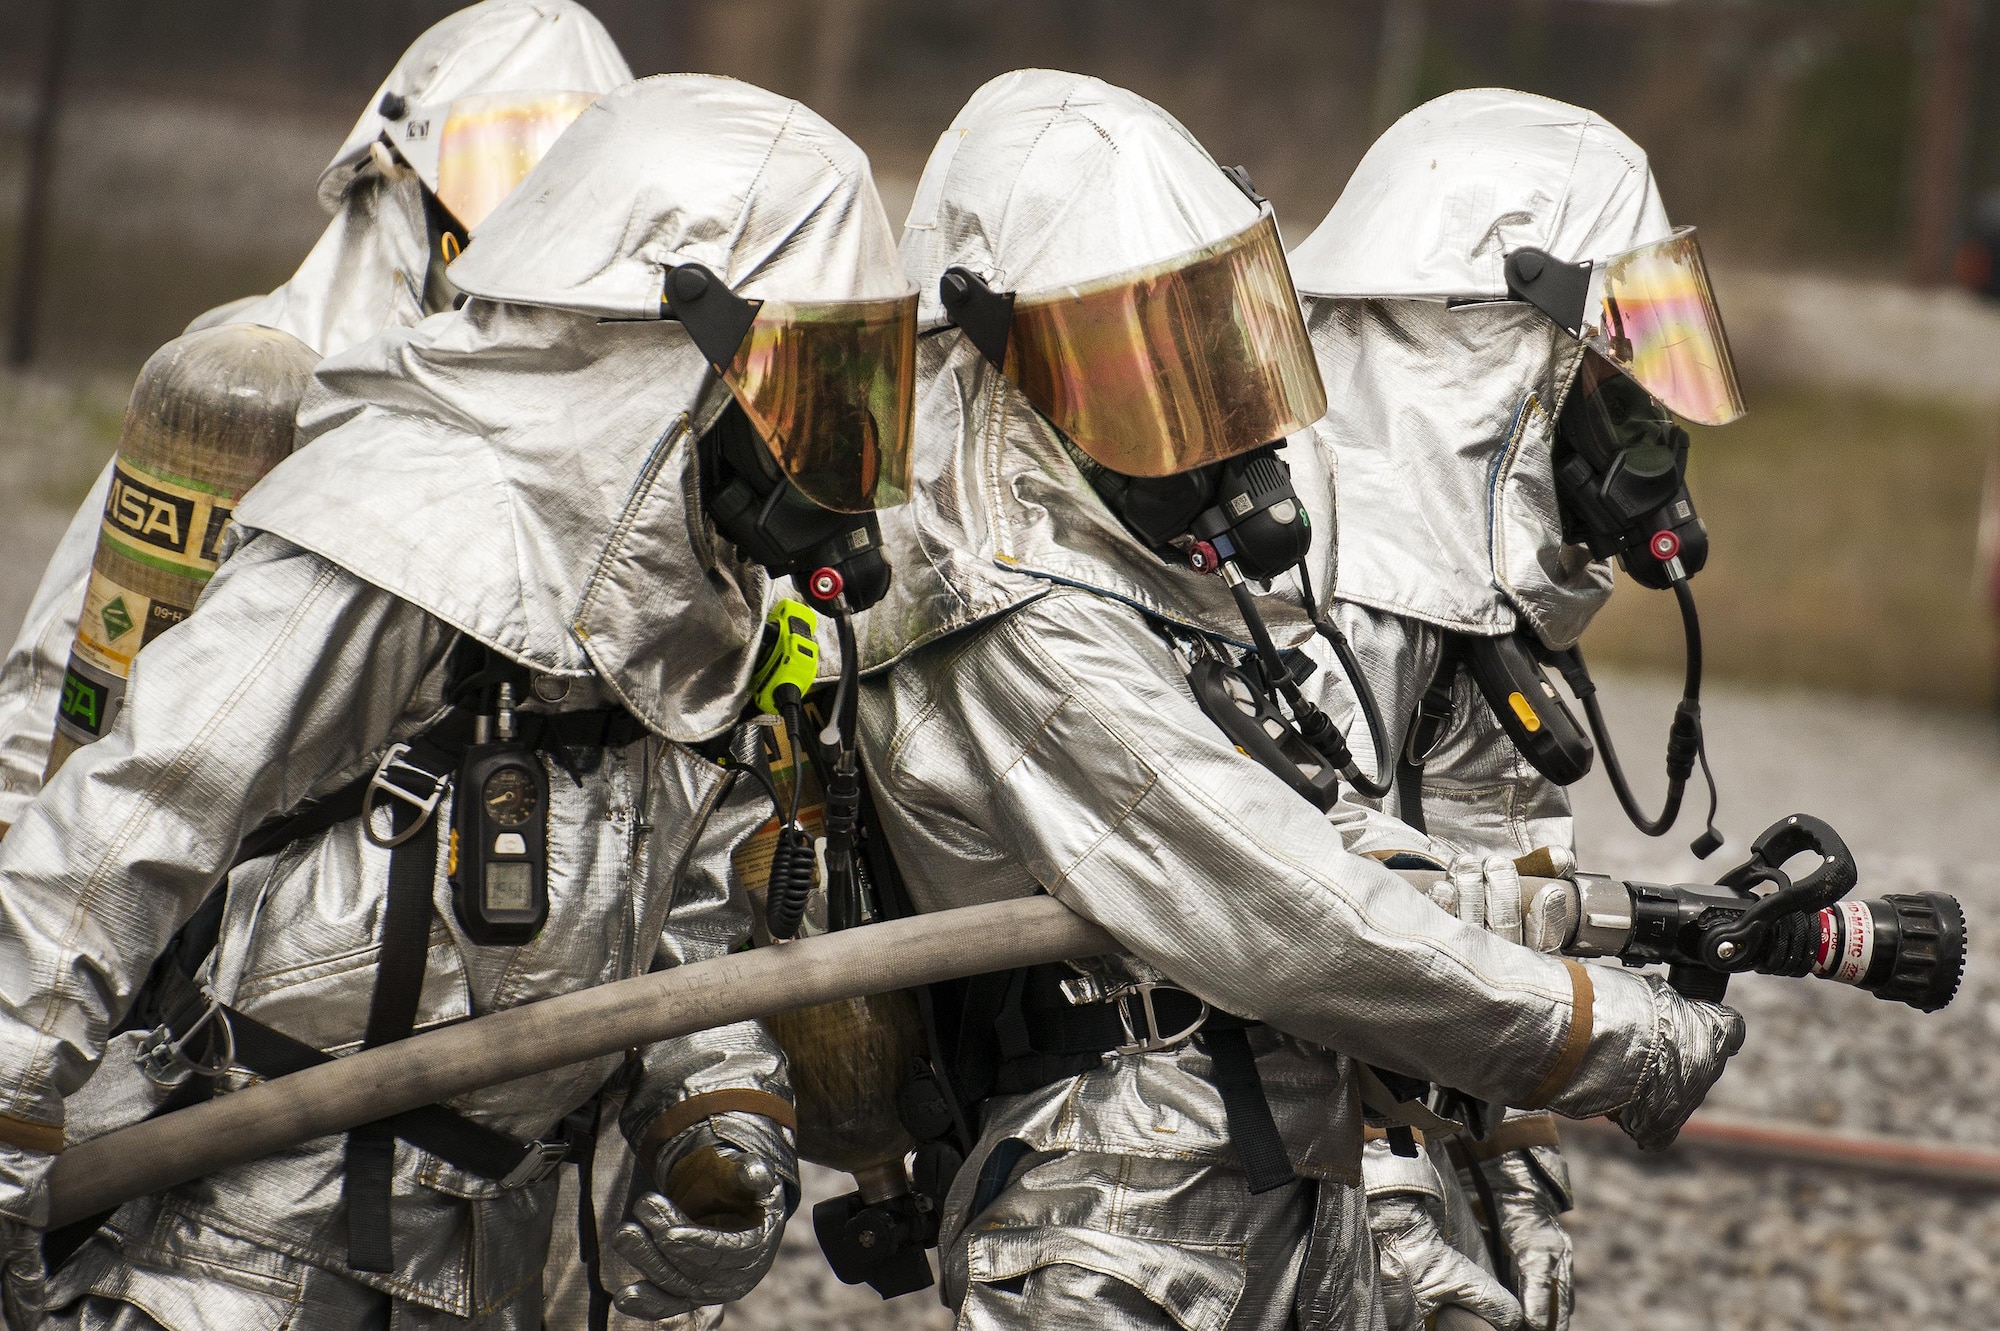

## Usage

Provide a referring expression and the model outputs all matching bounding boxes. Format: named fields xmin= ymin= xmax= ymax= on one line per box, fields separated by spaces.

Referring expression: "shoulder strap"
xmin=1395 ymin=636 xmax=1464 ymax=837
xmin=344 ymin=733 xmax=457 ymax=1273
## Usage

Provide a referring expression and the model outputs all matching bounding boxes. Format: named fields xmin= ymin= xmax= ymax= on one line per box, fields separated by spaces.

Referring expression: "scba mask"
xmin=937 ymin=194 xmax=1325 ymax=583
xmin=669 ymin=262 xmax=919 ymax=960
xmin=939 ymin=181 xmax=1392 ymax=802
xmin=1554 ymin=352 xmax=1706 ymax=592
xmin=1471 ymin=227 xmax=1747 ymax=854
xmin=667 ymin=261 xmax=918 ymax=616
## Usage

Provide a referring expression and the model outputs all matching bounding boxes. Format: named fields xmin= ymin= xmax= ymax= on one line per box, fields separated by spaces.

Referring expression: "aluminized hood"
xmin=863 ymin=68 xmax=1333 ymax=669
xmin=198 ymin=0 xmax=632 ymax=358
xmin=1290 ymin=89 xmax=1676 ymax=645
xmin=237 ymin=74 xmax=906 ymax=741
xmin=315 ymin=0 xmax=631 ymax=216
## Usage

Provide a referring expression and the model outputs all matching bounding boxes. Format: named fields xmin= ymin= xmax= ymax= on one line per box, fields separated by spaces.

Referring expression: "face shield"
xmin=940 ymin=206 xmax=1328 ymax=478
xmin=1506 ymin=225 xmax=1744 ymax=427
xmin=664 ymin=264 xmax=917 ymax=514
xmin=385 ymin=90 xmax=599 ymax=231
xmin=1582 ymin=228 xmax=1743 ymax=427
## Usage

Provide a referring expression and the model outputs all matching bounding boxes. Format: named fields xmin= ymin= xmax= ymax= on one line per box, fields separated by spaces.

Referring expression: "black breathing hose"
xmin=1225 ymin=571 xmax=1393 ymax=800
xmin=1294 ymin=564 xmax=1394 ymax=799
xmin=1559 ymin=579 xmax=1723 ymax=855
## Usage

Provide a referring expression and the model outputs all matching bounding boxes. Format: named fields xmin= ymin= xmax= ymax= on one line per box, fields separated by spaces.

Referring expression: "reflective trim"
xmin=0 ymin=1113 xmax=64 ymax=1155
xmin=1521 ymin=959 xmax=1595 ymax=1109
xmin=638 ymin=1087 xmax=799 ymax=1162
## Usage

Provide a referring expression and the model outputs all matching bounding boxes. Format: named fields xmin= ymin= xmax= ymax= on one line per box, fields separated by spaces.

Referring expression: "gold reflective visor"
xmin=429 ymin=90 xmax=598 ymax=231
xmin=1582 ymin=227 xmax=1745 ymax=427
xmin=720 ymin=293 xmax=919 ymax=514
xmin=999 ymin=208 xmax=1326 ymax=478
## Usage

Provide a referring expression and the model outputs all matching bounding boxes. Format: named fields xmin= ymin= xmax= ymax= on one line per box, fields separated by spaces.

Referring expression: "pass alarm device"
xmin=451 ymin=682 xmax=550 ymax=946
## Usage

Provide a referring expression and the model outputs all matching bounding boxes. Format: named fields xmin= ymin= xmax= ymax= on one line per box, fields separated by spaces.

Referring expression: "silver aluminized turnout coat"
xmin=857 ymin=70 xmax=1716 ymax=1331
xmin=0 ymin=0 xmax=632 ymax=833
xmin=1293 ymin=90 xmax=1705 ymax=1331
xmin=0 ymin=74 xmax=908 ymax=1329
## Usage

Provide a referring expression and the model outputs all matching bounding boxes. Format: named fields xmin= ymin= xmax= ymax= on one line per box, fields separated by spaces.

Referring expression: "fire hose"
xmin=46 ymin=896 xmax=1111 ymax=1228
xmin=45 ymin=820 xmax=1963 ymax=1228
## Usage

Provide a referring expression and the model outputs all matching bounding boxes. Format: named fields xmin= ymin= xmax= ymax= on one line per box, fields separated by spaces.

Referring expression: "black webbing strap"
xmin=1396 ymin=639 xmax=1464 ymax=838
xmin=1198 ymin=1020 xmax=1297 ymax=1194
xmin=566 ymin=1098 xmax=612 ymax=1331
xmin=143 ymin=970 xmax=538 ymax=1177
xmin=1002 ymin=966 xmax=1295 ymax=1195
xmin=345 ymin=736 xmax=455 ymax=1273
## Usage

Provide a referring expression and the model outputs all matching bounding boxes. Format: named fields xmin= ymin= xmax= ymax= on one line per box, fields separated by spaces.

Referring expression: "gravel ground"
xmin=3 ymin=381 xmax=1995 ymax=1328
xmin=1560 ymin=677 xmax=2000 ymax=1331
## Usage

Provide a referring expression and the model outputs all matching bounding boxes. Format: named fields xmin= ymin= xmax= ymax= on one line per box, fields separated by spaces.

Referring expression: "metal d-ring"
xmin=136 ymin=998 xmax=237 ymax=1088
xmin=1111 ymin=983 xmax=1210 ymax=1056
xmin=362 ymin=743 xmax=449 ymax=848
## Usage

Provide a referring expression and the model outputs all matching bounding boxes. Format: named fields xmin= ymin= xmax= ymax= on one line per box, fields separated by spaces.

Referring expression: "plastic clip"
xmin=363 ymin=743 xmax=449 ymax=848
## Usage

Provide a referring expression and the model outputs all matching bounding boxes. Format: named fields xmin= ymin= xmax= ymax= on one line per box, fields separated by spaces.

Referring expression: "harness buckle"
xmin=499 ymin=1138 xmax=570 ymax=1189
xmin=363 ymin=743 xmax=450 ymax=848
xmin=135 ymin=997 xmax=236 ymax=1087
xmin=1109 ymin=982 xmax=1209 ymax=1056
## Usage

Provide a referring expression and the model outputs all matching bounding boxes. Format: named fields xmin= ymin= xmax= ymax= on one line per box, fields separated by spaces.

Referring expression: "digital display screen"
xmin=484 ymin=861 xmax=534 ymax=913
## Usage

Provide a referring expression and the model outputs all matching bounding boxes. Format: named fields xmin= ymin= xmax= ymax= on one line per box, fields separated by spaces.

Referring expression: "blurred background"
xmin=2 ymin=2 xmax=1998 ymax=1328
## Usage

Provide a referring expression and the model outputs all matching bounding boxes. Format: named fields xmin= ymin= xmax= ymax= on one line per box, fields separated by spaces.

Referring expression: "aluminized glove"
xmin=1472 ymin=1146 xmax=1573 ymax=1331
xmin=1371 ymin=1193 xmax=1524 ymax=1331
xmin=1 ymin=1219 xmax=46 ymax=1331
xmin=1613 ymin=977 xmax=1745 ymax=1151
xmin=611 ymin=1113 xmax=795 ymax=1319
xmin=1436 ymin=854 xmax=1524 ymax=945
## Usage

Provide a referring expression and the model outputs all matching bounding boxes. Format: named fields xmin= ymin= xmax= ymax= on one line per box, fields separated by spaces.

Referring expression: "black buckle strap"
xmin=999 ymin=966 xmax=1295 ymax=1195
xmin=346 ymin=738 xmax=450 ymax=1273
xmin=1396 ymin=638 xmax=1464 ymax=837
xmin=1197 ymin=1022 xmax=1297 ymax=1194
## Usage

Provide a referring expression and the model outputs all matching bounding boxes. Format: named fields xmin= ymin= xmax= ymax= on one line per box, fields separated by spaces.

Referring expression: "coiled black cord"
xmin=1555 ymin=579 xmax=1723 ymax=856
xmin=818 ymin=611 xmax=865 ymax=933
xmin=763 ymin=690 xmax=816 ymax=939
xmin=764 ymin=824 xmax=816 ymax=940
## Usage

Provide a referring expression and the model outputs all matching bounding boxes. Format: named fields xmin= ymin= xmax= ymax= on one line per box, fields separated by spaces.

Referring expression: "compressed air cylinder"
xmin=46 ymin=324 xmax=318 ymax=778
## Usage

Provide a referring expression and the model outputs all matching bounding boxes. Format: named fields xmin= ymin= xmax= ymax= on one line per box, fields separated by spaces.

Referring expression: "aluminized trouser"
xmin=950 ymin=1143 xmax=1382 ymax=1331
xmin=939 ymin=1038 xmax=1386 ymax=1331
xmin=0 ymin=537 xmax=786 ymax=1327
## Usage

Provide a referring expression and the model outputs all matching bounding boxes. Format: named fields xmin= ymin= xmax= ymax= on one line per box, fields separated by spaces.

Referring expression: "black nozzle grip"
xmin=1722 ymin=813 xmax=1856 ymax=912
